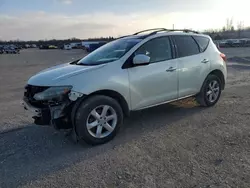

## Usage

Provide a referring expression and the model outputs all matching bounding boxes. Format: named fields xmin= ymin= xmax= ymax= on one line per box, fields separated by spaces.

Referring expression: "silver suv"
xmin=22 ymin=28 xmax=227 ymax=145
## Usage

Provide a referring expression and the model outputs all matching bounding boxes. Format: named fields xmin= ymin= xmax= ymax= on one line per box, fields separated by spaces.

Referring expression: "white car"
xmin=22 ymin=28 xmax=227 ymax=145
xmin=63 ymin=44 xmax=72 ymax=50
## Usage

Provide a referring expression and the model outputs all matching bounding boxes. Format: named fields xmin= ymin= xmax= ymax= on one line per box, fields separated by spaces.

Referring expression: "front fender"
xmin=58 ymin=62 xmax=131 ymax=109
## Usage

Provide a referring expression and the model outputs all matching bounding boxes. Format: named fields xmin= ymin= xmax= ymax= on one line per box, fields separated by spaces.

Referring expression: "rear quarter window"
xmin=193 ymin=36 xmax=210 ymax=52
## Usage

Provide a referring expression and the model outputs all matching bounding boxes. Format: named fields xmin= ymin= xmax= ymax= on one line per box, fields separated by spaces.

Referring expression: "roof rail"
xmin=116 ymin=28 xmax=200 ymax=40
xmin=167 ymin=29 xmax=200 ymax=34
xmin=133 ymin=28 xmax=200 ymax=36
xmin=133 ymin=28 xmax=168 ymax=35
xmin=116 ymin=28 xmax=167 ymax=39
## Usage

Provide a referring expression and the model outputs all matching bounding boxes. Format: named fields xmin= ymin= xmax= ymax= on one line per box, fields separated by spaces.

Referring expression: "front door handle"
xmin=201 ymin=59 xmax=209 ymax=64
xmin=166 ymin=67 xmax=177 ymax=72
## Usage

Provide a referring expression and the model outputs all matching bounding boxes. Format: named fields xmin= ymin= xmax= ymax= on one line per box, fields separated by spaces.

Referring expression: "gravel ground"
xmin=220 ymin=47 xmax=250 ymax=58
xmin=0 ymin=48 xmax=250 ymax=188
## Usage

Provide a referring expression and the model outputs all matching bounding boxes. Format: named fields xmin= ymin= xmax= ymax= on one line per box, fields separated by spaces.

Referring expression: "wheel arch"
xmin=208 ymin=69 xmax=225 ymax=90
xmin=70 ymin=90 xmax=130 ymax=134
xmin=198 ymin=69 xmax=225 ymax=94
xmin=88 ymin=90 xmax=130 ymax=117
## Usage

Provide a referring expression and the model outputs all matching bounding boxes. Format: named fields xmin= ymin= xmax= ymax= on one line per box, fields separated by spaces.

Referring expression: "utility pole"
xmin=172 ymin=24 xmax=175 ymax=30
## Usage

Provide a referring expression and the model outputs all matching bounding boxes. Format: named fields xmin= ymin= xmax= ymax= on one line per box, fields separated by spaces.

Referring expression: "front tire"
xmin=196 ymin=74 xmax=222 ymax=107
xmin=74 ymin=95 xmax=123 ymax=145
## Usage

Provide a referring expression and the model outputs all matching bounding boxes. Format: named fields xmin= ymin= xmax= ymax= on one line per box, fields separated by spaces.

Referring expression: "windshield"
xmin=77 ymin=38 xmax=142 ymax=65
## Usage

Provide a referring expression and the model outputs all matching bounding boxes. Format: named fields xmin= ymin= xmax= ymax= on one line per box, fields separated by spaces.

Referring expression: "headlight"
xmin=34 ymin=86 xmax=72 ymax=101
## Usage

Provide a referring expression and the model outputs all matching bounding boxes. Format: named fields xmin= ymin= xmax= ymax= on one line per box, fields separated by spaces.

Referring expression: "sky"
xmin=0 ymin=0 xmax=249 ymax=40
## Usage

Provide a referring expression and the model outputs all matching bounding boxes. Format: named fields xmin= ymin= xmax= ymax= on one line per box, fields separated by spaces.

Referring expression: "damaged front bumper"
xmin=22 ymin=99 xmax=50 ymax=125
xmin=22 ymin=85 xmax=84 ymax=129
xmin=22 ymin=98 xmax=72 ymax=129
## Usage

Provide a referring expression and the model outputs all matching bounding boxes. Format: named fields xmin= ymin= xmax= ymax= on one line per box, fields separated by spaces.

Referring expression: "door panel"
xmin=172 ymin=35 xmax=210 ymax=98
xmin=127 ymin=36 xmax=178 ymax=110
xmin=178 ymin=54 xmax=210 ymax=97
xmin=128 ymin=59 xmax=178 ymax=110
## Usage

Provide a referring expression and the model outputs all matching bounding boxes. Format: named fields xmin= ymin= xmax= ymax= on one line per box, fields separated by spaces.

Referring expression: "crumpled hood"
xmin=28 ymin=62 xmax=105 ymax=86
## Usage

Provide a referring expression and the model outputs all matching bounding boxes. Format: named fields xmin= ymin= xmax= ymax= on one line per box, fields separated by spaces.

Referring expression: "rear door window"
xmin=172 ymin=35 xmax=200 ymax=58
xmin=193 ymin=36 xmax=210 ymax=52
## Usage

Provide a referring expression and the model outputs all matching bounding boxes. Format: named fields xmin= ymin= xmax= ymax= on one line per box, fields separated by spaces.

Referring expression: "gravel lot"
xmin=0 ymin=48 xmax=250 ymax=188
xmin=220 ymin=47 xmax=250 ymax=58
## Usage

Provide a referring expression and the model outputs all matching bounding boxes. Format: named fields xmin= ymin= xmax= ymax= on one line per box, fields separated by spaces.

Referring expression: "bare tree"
xmin=237 ymin=21 xmax=244 ymax=37
xmin=237 ymin=21 xmax=244 ymax=30
xmin=226 ymin=18 xmax=234 ymax=31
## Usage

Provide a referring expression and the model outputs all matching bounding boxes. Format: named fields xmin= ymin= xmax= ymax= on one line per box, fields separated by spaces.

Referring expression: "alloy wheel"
xmin=206 ymin=80 xmax=220 ymax=103
xmin=86 ymin=105 xmax=118 ymax=138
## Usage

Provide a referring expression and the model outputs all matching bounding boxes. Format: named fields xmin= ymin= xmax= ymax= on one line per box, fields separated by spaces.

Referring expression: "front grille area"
xmin=24 ymin=85 xmax=50 ymax=108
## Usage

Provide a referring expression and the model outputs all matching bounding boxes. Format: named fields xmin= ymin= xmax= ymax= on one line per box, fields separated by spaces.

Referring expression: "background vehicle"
xmin=239 ymin=38 xmax=250 ymax=47
xmin=230 ymin=39 xmax=241 ymax=47
xmin=39 ymin=45 xmax=58 ymax=49
xmin=39 ymin=45 xmax=49 ymax=49
xmin=218 ymin=39 xmax=247 ymax=48
xmin=22 ymin=28 xmax=227 ymax=145
xmin=31 ymin=44 xmax=37 ymax=48
xmin=63 ymin=44 xmax=72 ymax=50
xmin=4 ymin=47 xmax=20 ymax=54
xmin=0 ymin=47 xmax=4 ymax=54
xmin=218 ymin=40 xmax=230 ymax=48
xmin=48 ymin=45 xmax=58 ymax=49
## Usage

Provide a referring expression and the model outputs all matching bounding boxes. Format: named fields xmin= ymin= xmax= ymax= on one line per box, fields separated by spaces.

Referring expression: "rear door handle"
xmin=166 ymin=67 xmax=177 ymax=72
xmin=201 ymin=59 xmax=209 ymax=63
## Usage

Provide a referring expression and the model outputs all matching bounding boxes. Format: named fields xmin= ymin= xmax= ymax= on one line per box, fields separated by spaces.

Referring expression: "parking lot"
xmin=0 ymin=48 xmax=250 ymax=187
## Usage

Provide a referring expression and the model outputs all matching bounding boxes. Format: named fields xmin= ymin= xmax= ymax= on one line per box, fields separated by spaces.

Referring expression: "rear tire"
xmin=74 ymin=95 xmax=123 ymax=145
xmin=196 ymin=74 xmax=222 ymax=107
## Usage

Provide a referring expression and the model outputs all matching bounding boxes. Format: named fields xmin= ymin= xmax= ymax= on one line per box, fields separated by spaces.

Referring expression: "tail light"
xmin=220 ymin=53 xmax=226 ymax=62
